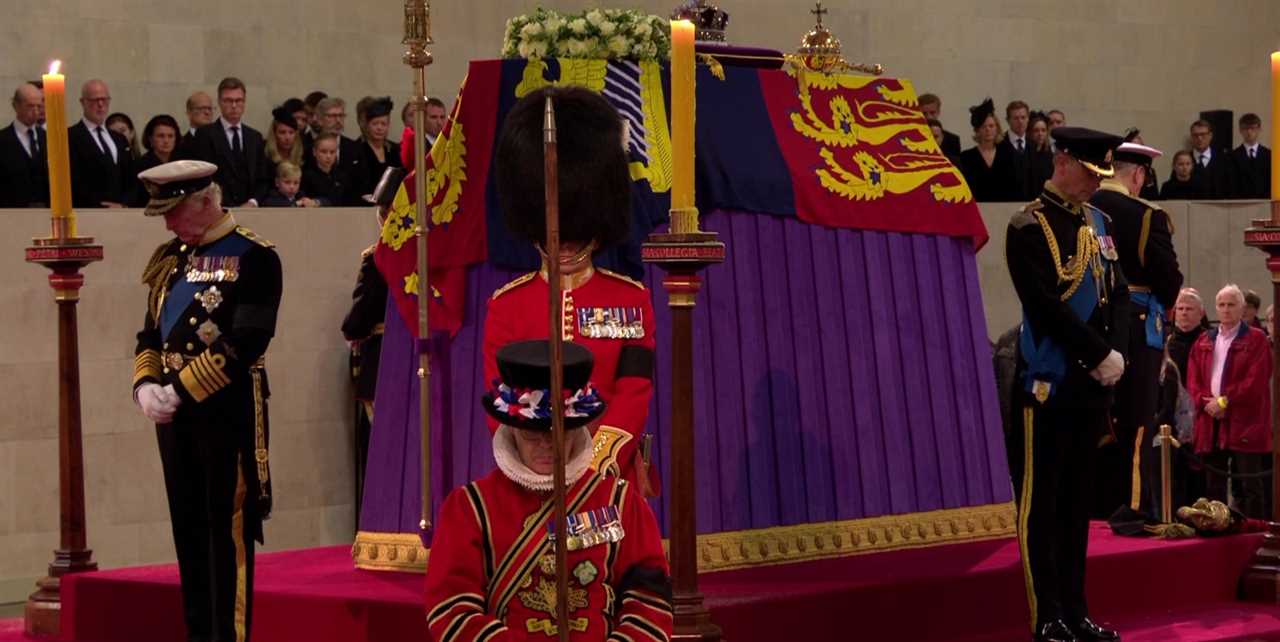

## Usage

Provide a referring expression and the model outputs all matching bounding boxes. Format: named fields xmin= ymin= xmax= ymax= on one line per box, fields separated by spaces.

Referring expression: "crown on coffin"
xmin=670 ymin=0 xmax=729 ymax=42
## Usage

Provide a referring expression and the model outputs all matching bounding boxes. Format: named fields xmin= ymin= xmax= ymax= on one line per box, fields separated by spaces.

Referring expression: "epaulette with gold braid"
xmin=1010 ymin=199 xmax=1041 ymax=230
xmin=140 ymin=241 xmax=178 ymax=321
xmin=491 ymin=272 xmax=537 ymax=300
xmin=596 ymin=267 xmax=645 ymax=290
xmin=235 ymin=226 xmax=275 ymax=248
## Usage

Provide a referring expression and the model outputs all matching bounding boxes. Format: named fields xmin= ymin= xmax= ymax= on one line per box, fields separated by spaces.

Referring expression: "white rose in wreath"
xmin=569 ymin=18 xmax=588 ymax=34
xmin=598 ymin=21 xmax=617 ymax=36
xmin=608 ymin=35 xmax=629 ymax=56
xmin=520 ymin=22 xmax=543 ymax=37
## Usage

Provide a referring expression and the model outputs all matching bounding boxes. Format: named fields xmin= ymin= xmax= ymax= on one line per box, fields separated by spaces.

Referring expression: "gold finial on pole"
xmin=403 ymin=0 xmax=435 ymax=539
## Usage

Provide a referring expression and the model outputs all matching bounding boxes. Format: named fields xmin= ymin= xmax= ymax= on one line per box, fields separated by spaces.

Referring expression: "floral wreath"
xmin=501 ymin=7 xmax=671 ymax=61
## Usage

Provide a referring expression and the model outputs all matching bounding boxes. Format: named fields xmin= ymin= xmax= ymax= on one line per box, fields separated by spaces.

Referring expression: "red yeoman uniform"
xmin=423 ymin=469 xmax=672 ymax=642
xmin=484 ymin=269 xmax=657 ymax=489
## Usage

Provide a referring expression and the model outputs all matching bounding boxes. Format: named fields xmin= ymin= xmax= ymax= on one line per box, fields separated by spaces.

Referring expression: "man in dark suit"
xmin=0 ymin=82 xmax=49 ymax=207
xmin=919 ymin=93 xmax=962 ymax=158
xmin=999 ymin=100 xmax=1034 ymax=199
xmin=1230 ymin=113 xmax=1270 ymax=199
xmin=179 ymin=91 xmax=216 ymax=155
xmin=182 ymin=77 xmax=266 ymax=207
xmin=1189 ymin=119 xmax=1235 ymax=199
xmin=67 ymin=79 xmax=135 ymax=208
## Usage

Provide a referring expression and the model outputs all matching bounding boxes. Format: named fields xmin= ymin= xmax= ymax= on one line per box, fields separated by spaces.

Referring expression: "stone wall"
xmin=0 ymin=208 xmax=372 ymax=603
xmin=3 ymin=1 xmax=1279 ymax=179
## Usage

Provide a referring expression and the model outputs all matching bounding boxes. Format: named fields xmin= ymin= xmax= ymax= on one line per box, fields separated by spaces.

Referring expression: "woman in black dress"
xmin=1025 ymin=111 xmax=1055 ymax=194
xmin=957 ymin=98 xmax=1019 ymax=202
xmin=133 ymin=114 xmax=180 ymax=205
xmin=355 ymin=97 xmax=402 ymax=202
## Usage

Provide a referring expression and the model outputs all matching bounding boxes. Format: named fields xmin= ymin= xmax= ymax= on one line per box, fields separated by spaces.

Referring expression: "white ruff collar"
xmin=493 ymin=425 xmax=593 ymax=493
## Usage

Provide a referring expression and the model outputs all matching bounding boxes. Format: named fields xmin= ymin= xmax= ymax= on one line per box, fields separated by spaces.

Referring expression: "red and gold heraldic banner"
xmin=374 ymin=59 xmax=989 ymax=337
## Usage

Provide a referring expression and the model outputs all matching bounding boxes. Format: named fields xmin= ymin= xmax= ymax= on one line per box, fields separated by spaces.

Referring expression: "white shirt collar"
xmin=220 ymin=116 xmax=242 ymax=132
xmin=1246 ymin=143 xmax=1260 ymax=155
xmin=12 ymin=120 xmax=36 ymax=156
xmin=1197 ymin=147 xmax=1212 ymax=162
xmin=81 ymin=117 xmax=106 ymax=132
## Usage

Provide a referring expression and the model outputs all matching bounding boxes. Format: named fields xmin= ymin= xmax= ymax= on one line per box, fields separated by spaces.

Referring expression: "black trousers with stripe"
xmin=1008 ymin=401 xmax=1104 ymax=629
xmin=157 ymin=417 xmax=256 ymax=642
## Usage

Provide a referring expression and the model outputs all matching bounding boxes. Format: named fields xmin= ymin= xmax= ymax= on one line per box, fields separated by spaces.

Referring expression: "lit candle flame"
xmin=49 ymin=60 xmax=62 ymax=75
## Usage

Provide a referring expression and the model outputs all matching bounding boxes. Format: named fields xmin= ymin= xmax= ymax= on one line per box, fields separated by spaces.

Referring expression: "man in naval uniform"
xmin=1005 ymin=127 xmax=1128 ymax=642
xmin=131 ymin=159 xmax=282 ymax=642
xmin=1089 ymin=142 xmax=1183 ymax=519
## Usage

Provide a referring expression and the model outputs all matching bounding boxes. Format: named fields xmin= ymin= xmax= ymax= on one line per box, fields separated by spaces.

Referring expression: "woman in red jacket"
xmin=1186 ymin=284 xmax=1273 ymax=518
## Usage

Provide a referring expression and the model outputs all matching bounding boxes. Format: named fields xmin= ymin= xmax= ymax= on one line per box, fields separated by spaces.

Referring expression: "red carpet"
xmin=54 ymin=523 xmax=1280 ymax=641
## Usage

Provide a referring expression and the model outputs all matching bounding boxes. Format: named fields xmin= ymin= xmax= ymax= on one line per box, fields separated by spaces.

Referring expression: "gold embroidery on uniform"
xmin=251 ymin=368 xmax=270 ymax=501
xmin=1137 ymin=209 xmax=1153 ymax=268
xmin=1033 ymin=210 xmax=1102 ymax=301
xmin=519 ymin=576 xmax=590 ymax=636
xmin=591 ymin=425 xmax=633 ymax=475
xmin=1018 ymin=407 xmax=1038 ymax=631
xmin=133 ymin=350 xmax=163 ymax=385
xmin=232 ymin=455 xmax=248 ymax=642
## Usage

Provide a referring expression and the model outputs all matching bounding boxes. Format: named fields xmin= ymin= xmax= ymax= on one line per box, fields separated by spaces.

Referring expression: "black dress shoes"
xmin=1034 ymin=620 xmax=1079 ymax=642
xmin=1071 ymin=617 xmax=1120 ymax=641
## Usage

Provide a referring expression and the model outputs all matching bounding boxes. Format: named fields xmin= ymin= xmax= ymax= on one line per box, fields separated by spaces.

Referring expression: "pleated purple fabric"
xmin=358 ymin=210 xmax=1011 ymax=536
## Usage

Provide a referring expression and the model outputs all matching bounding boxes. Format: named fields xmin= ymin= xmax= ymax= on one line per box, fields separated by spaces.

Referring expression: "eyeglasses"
xmin=220 ymin=98 xmax=245 ymax=105
xmin=83 ymin=97 xmax=110 ymax=105
xmin=190 ymin=106 xmax=214 ymax=114
xmin=325 ymin=112 xmax=346 ymax=119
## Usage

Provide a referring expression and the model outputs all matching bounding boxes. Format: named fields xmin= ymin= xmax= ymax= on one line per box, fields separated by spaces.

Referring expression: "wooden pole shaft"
xmin=57 ymin=297 xmax=87 ymax=551
xmin=543 ymin=95 xmax=570 ymax=642
xmin=669 ymin=302 xmax=696 ymax=594
xmin=413 ymin=64 xmax=433 ymax=535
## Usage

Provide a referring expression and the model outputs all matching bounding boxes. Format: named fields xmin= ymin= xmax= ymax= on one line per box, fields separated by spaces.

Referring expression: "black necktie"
xmin=231 ymin=126 xmax=242 ymax=155
xmin=94 ymin=126 xmax=114 ymax=164
xmin=27 ymin=128 xmax=38 ymax=157
xmin=1250 ymin=148 xmax=1257 ymax=159
xmin=1016 ymin=138 xmax=1023 ymax=152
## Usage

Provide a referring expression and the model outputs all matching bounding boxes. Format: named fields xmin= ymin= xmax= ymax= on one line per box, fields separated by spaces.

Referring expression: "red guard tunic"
xmin=424 ymin=469 xmax=673 ymax=642
xmin=484 ymin=269 xmax=657 ymax=490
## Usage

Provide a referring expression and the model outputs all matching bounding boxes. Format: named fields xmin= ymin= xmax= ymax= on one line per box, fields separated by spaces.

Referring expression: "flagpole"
xmin=403 ymin=0 xmax=435 ymax=539
xmin=543 ymin=94 xmax=570 ymax=642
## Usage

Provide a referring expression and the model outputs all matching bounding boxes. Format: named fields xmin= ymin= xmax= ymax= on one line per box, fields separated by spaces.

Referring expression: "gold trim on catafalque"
xmin=187 ymin=256 xmax=240 ymax=283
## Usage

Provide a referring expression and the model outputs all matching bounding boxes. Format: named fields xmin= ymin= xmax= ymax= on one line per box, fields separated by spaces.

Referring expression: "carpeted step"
xmin=957 ymin=602 xmax=1280 ymax=642
xmin=705 ymin=523 xmax=1264 ymax=641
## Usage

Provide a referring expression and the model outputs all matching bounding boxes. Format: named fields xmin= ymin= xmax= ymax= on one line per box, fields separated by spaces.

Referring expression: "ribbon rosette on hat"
xmin=490 ymin=381 xmax=604 ymax=427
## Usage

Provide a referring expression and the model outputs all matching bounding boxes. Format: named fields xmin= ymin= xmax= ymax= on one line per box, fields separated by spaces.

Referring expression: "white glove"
xmin=136 ymin=383 xmax=179 ymax=424
xmin=160 ymin=384 xmax=182 ymax=410
xmin=1089 ymin=350 xmax=1125 ymax=386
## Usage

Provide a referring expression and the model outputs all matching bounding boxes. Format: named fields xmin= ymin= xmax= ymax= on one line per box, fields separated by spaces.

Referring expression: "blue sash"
xmin=1018 ymin=208 xmax=1113 ymax=402
xmin=1128 ymin=290 xmax=1165 ymax=350
xmin=160 ymin=233 xmax=253 ymax=339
